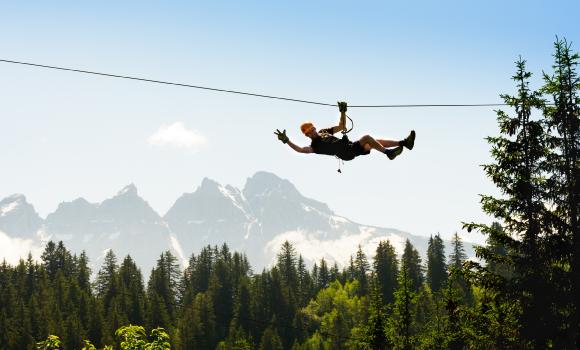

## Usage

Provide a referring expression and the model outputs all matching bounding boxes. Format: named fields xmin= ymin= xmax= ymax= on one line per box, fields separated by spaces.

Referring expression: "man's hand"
xmin=338 ymin=101 xmax=348 ymax=113
xmin=274 ymin=129 xmax=289 ymax=144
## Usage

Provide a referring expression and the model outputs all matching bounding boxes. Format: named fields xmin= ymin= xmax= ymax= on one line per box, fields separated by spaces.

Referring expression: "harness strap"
xmin=337 ymin=114 xmax=353 ymax=173
xmin=336 ymin=157 xmax=344 ymax=173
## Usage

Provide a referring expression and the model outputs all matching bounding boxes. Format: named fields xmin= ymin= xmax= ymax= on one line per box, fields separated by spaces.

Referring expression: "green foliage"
xmin=37 ymin=335 xmax=62 ymax=350
xmin=299 ymin=280 xmax=365 ymax=349
xmin=146 ymin=327 xmax=171 ymax=350
xmin=258 ymin=326 xmax=284 ymax=350
xmin=116 ymin=324 xmax=148 ymax=350
xmin=81 ymin=340 xmax=96 ymax=350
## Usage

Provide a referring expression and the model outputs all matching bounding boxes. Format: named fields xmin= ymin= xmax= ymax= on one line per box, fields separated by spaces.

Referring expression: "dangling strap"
xmin=336 ymin=156 xmax=344 ymax=173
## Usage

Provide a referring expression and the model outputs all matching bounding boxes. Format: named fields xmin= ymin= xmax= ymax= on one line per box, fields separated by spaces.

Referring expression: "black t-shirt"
xmin=310 ymin=128 xmax=346 ymax=156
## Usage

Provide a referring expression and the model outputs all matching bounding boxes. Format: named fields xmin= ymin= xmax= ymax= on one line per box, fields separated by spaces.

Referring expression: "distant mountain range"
xmin=0 ymin=171 xmax=474 ymax=274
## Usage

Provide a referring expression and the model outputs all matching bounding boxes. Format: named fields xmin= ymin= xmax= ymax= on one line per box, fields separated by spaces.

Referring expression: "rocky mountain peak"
xmin=0 ymin=194 xmax=25 ymax=216
xmin=196 ymin=177 xmax=223 ymax=194
xmin=243 ymin=171 xmax=300 ymax=200
xmin=116 ymin=183 xmax=138 ymax=197
xmin=0 ymin=193 xmax=42 ymax=236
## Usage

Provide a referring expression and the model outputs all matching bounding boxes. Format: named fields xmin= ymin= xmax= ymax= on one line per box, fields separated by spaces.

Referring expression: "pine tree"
xmin=448 ymin=233 xmax=473 ymax=304
xmin=178 ymin=292 xmax=216 ymax=350
xmin=296 ymin=255 xmax=312 ymax=306
xmin=317 ymin=258 xmax=330 ymax=290
xmin=442 ymin=276 xmax=465 ymax=350
xmin=276 ymin=241 xmax=298 ymax=291
xmin=485 ymin=222 xmax=513 ymax=279
xmin=210 ymin=246 xmax=234 ymax=343
xmin=41 ymin=241 xmax=59 ymax=279
xmin=118 ymin=256 xmax=146 ymax=325
xmin=464 ymin=57 xmax=553 ymax=348
xmin=192 ymin=246 xmax=214 ymax=295
xmin=259 ymin=326 xmax=284 ymax=350
xmin=329 ymin=262 xmax=340 ymax=283
xmin=401 ymin=240 xmax=423 ymax=292
xmin=541 ymin=37 xmax=580 ymax=347
xmin=373 ymin=240 xmax=399 ymax=304
xmin=147 ymin=251 xmax=181 ymax=328
xmin=231 ymin=278 xmax=252 ymax=336
xmin=354 ymin=245 xmax=370 ymax=295
xmin=389 ymin=261 xmax=416 ymax=349
xmin=346 ymin=256 xmax=355 ymax=282
xmin=95 ymin=250 xmax=118 ymax=301
xmin=364 ymin=280 xmax=389 ymax=350
xmin=274 ymin=241 xmax=300 ymax=347
xmin=426 ymin=234 xmax=447 ymax=293
xmin=76 ymin=251 xmax=92 ymax=294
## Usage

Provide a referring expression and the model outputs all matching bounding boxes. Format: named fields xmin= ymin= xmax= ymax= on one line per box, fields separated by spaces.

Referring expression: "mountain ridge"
xmin=0 ymin=171 xmax=473 ymax=273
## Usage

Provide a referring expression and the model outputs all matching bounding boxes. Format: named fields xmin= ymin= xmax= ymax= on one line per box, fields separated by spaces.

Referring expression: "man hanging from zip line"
xmin=274 ymin=101 xmax=415 ymax=161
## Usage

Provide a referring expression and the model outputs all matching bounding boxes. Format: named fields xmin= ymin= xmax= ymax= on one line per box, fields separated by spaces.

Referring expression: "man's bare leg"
xmin=359 ymin=135 xmax=388 ymax=152
xmin=362 ymin=130 xmax=416 ymax=151
xmin=377 ymin=139 xmax=399 ymax=148
xmin=359 ymin=135 xmax=404 ymax=160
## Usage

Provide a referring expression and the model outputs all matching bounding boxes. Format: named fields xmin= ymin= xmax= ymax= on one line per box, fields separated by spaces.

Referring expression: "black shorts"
xmin=336 ymin=141 xmax=371 ymax=161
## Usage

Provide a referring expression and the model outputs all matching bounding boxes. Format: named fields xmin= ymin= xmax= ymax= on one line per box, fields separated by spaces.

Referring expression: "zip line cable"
xmin=0 ymin=58 xmax=509 ymax=108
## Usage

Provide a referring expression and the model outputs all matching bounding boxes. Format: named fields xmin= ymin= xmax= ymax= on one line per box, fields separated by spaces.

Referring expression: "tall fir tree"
xmin=117 ymin=256 xmax=146 ymax=326
xmin=276 ymin=241 xmax=298 ymax=292
xmin=448 ymin=233 xmax=473 ymax=305
xmin=354 ymin=245 xmax=370 ymax=295
xmin=317 ymin=258 xmax=330 ymax=290
xmin=401 ymin=240 xmax=423 ymax=293
xmin=541 ymin=37 xmax=580 ymax=347
xmin=389 ymin=260 xmax=417 ymax=350
xmin=363 ymin=279 xmax=389 ymax=350
xmin=426 ymin=234 xmax=447 ymax=293
xmin=373 ymin=240 xmax=399 ymax=304
xmin=464 ymin=57 xmax=554 ymax=348
xmin=95 ymin=249 xmax=118 ymax=301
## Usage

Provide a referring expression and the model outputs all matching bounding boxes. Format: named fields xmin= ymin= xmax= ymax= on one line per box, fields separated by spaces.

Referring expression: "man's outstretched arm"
xmin=275 ymin=129 xmax=312 ymax=153
xmin=287 ymin=140 xmax=313 ymax=154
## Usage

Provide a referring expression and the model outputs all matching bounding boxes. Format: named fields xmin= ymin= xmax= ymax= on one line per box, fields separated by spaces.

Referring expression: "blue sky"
xmin=1 ymin=0 xmax=578 ymax=246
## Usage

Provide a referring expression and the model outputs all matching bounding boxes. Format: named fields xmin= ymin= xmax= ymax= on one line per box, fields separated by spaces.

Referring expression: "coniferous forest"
xmin=0 ymin=38 xmax=578 ymax=349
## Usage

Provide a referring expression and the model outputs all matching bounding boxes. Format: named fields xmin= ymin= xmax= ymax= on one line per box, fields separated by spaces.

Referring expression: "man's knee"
xmin=360 ymin=134 xmax=372 ymax=143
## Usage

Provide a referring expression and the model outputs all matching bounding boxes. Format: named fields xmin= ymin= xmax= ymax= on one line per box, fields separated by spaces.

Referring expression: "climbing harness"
xmin=336 ymin=114 xmax=354 ymax=173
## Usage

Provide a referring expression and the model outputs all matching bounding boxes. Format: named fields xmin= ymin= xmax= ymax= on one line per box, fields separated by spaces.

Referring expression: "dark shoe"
xmin=385 ymin=146 xmax=403 ymax=160
xmin=402 ymin=130 xmax=415 ymax=150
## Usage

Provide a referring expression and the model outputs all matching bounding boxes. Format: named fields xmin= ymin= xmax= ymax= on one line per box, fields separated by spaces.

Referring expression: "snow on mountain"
xmin=0 ymin=194 xmax=43 ymax=237
xmin=165 ymin=177 xmax=256 ymax=254
xmin=165 ymin=171 xmax=424 ymax=268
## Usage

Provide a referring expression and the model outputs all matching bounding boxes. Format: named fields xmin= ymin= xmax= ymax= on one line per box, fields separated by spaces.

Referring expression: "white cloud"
xmin=0 ymin=230 xmax=44 ymax=264
xmin=264 ymin=227 xmax=407 ymax=268
xmin=148 ymin=122 xmax=207 ymax=151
